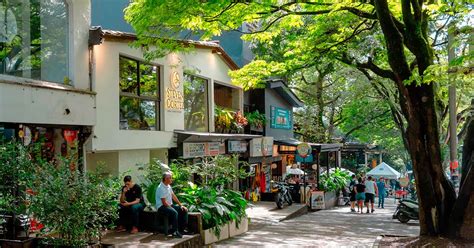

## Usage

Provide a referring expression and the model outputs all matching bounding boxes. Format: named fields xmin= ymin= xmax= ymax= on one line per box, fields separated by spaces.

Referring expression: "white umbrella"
xmin=287 ymin=168 xmax=305 ymax=175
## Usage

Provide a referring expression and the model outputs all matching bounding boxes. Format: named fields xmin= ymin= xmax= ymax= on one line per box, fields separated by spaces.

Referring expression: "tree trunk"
xmin=448 ymin=100 xmax=474 ymax=239
xmin=404 ymin=84 xmax=457 ymax=236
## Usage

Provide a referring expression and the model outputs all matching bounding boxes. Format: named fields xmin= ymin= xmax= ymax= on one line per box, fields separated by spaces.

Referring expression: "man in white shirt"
xmin=364 ymin=176 xmax=378 ymax=213
xmin=155 ymin=172 xmax=188 ymax=238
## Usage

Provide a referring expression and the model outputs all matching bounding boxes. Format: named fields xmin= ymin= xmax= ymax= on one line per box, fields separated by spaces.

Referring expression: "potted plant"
xmin=318 ymin=168 xmax=350 ymax=209
xmin=178 ymin=155 xmax=250 ymax=244
xmin=29 ymin=158 xmax=119 ymax=247
xmin=0 ymin=140 xmax=43 ymax=247
xmin=214 ymin=107 xmax=234 ymax=133
xmin=232 ymin=111 xmax=248 ymax=134
xmin=245 ymin=110 xmax=266 ymax=132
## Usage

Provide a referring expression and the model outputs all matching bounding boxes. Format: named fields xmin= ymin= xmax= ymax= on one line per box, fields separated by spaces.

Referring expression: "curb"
xmin=279 ymin=205 xmax=308 ymax=222
xmin=372 ymin=235 xmax=383 ymax=248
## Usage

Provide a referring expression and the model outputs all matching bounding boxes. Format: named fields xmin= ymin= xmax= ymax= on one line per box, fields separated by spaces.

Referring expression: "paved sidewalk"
xmin=215 ymin=200 xmax=419 ymax=247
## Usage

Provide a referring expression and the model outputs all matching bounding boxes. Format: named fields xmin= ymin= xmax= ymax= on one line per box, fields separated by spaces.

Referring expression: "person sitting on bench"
xmin=116 ymin=175 xmax=145 ymax=234
xmin=155 ymin=172 xmax=188 ymax=238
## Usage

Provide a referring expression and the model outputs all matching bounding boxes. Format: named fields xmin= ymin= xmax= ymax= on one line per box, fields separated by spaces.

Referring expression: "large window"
xmin=119 ymin=56 xmax=160 ymax=130
xmin=0 ymin=0 xmax=69 ymax=84
xmin=184 ymin=73 xmax=208 ymax=132
xmin=214 ymin=83 xmax=240 ymax=111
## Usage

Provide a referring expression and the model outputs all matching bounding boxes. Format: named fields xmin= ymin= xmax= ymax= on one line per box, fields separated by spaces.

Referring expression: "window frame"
xmin=183 ymin=73 xmax=210 ymax=132
xmin=118 ymin=55 xmax=161 ymax=131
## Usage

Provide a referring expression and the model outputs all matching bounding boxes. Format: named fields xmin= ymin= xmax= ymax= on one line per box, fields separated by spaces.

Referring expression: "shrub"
xmin=30 ymin=158 xmax=119 ymax=247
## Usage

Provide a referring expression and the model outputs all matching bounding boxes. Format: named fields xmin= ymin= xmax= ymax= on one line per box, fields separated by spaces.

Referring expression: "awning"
xmin=275 ymin=139 xmax=342 ymax=152
xmin=266 ymin=80 xmax=304 ymax=108
xmin=174 ymin=130 xmax=261 ymax=143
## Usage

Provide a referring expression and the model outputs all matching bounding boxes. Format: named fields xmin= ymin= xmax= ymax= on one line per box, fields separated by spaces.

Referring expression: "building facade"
xmin=0 ymin=0 xmax=94 ymax=165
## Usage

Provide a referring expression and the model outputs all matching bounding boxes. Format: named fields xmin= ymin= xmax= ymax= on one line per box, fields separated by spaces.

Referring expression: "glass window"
xmin=0 ymin=0 xmax=69 ymax=84
xmin=184 ymin=73 xmax=208 ymax=132
xmin=214 ymin=83 xmax=240 ymax=111
xmin=119 ymin=56 xmax=160 ymax=131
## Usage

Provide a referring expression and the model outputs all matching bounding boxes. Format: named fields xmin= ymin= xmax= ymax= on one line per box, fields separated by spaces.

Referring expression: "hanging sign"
xmin=183 ymin=142 xmax=225 ymax=158
xmin=249 ymin=137 xmax=274 ymax=157
xmin=166 ymin=71 xmax=184 ymax=112
xmin=228 ymin=141 xmax=247 ymax=153
xmin=297 ymin=142 xmax=311 ymax=158
xmin=399 ymin=177 xmax=410 ymax=188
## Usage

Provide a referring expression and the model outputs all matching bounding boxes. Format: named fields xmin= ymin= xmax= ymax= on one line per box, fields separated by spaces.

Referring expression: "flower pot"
xmin=0 ymin=237 xmax=37 ymax=248
xmin=228 ymin=217 xmax=249 ymax=237
xmin=201 ymin=223 xmax=229 ymax=245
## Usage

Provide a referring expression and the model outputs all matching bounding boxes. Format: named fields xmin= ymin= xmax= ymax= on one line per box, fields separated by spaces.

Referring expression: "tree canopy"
xmin=125 ymin=0 xmax=474 ymax=238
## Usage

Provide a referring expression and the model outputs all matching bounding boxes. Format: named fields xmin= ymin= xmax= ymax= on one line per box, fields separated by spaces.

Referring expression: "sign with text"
xmin=166 ymin=71 xmax=184 ymax=112
xmin=228 ymin=141 xmax=247 ymax=153
xmin=249 ymin=137 xmax=274 ymax=157
xmin=270 ymin=106 xmax=292 ymax=130
xmin=311 ymin=191 xmax=325 ymax=210
xmin=183 ymin=142 xmax=225 ymax=158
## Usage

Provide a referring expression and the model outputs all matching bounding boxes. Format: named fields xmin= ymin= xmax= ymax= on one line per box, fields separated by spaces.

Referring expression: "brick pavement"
xmin=215 ymin=199 xmax=420 ymax=247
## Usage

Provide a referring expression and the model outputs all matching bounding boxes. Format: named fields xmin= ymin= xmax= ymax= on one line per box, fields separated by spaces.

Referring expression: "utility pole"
xmin=448 ymin=22 xmax=458 ymax=182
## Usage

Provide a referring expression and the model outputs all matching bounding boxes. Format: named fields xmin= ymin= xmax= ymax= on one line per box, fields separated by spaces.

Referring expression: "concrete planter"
xmin=201 ymin=223 xmax=229 ymax=245
xmin=324 ymin=191 xmax=337 ymax=209
xmin=228 ymin=217 xmax=249 ymax=237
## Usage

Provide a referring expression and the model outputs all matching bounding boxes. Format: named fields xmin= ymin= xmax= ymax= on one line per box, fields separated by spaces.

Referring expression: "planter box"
xmin=228 ymin=217 xmax=249 ymax=237
xmin=310 ymin=191 xmax=337 ymax=210
xmin=0 ymin=238 xmax=37 ymax=248
xmin=201 ymin=223 xmax=229 ymax=245
xmin=324 ymin=191 xmax=337 ymax=209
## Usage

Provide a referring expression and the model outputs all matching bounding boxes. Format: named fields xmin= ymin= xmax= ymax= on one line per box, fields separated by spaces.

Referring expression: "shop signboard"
xmin=228 ymin=141 xmax=247 ymax=153
xmin=183 ymin=143 xmax=206 ymax=158
xmin=250 ymin=137 xmax=274 ymax=157
xmin=270 ymin=106 xmax=292 ymax=130
xmin=166 ymin=71 xmax=184 ymax=112
xmin=311 ymin=191 xmax=325 ymax=210
xmin=183 ymin=142 xmax=224 ymax=158
xmin=208 ymin=142 xmax=221 ymax=156
xmin=399 ymin=177 xmax=410 ymax=188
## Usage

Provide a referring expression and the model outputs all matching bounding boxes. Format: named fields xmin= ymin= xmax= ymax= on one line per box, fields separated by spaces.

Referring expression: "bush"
xmin=192 ymin=155 xmax=250 ymax=189
xmin=178 ymin=183 xmax=247 ymax=237
xmin=319 ymin=168 xmax=351 ymax=192
xmin=0 ymin=140 xmax=45 ymax=239
xmin=30 ymin=158 xmax=119 ymax=247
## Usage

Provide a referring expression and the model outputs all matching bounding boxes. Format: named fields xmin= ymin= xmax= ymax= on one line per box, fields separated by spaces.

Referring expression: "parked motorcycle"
xmin=393 ymin=199 xmax=419 ymax=223
xmin=273 ymin=181 xmax=293 ymax=209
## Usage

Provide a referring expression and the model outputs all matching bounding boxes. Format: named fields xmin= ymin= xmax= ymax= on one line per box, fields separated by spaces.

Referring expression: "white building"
xmin=86 ymin=30 xmax=247 ymax=179
xmin=0 ymin=0 xmax=94 ymax=164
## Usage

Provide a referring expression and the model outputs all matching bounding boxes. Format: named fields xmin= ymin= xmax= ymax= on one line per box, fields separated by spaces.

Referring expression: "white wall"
xmin=118 ymin=149 xmax=150 ymax=184
xmin=0 ymin=77 xmax=96 ymax=126
xmin=91 ymin=39 xmax=241 ymax=152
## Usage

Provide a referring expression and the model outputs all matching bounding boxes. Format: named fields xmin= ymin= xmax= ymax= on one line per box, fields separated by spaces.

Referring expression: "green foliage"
xmin=179 ymin=183 xmax=247 ymax=237
xmin=192 ymin=155 xmax=250 ymax=189
xmin=30 ymin=159 xmax=119 ymax=247
xmin=138 ymin=159 xmax=192 ymax=205
xmin=245 ymin=110 xmax=266 ymax=130
xmin=319 ymin=168 xmax=351 ymax=192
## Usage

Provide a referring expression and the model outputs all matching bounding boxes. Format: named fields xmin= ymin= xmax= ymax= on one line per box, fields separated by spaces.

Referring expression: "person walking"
xmin=354 ymin=177 xmax=366 ymax=214
xmin=377 ymin=177 xmax=386 ymax=208
xmin=364 ymin=176 xmax=378 ymax=213
xmin=349 ymin=175 xmax=357 ymax=212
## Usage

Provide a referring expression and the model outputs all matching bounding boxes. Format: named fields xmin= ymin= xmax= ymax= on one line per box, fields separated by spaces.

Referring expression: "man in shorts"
xmin=364 ymin=176 xmax=378 ymax=213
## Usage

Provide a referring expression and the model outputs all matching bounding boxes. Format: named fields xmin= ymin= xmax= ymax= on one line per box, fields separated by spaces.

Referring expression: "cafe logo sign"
xmin=166 ymin=71 xmax=184 ymax=111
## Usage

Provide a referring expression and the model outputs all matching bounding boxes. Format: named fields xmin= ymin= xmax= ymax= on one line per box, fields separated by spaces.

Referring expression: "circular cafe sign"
xmin=297 ymin=143 xmax=311 ymax=158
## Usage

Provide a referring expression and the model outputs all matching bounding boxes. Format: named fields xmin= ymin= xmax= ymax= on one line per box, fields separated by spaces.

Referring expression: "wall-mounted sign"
xmin=296 ymin=142 xmax=311 ymax=158
xmin=270 ymin=106 xmax=292 ymax=130
xmin=228 ymin=141 xmax=247 ymax=153
xmin=183 ymin=142 xmax=225 ymax=158
xmin=249 ymin=137 xmax=274 ymax=157
xmin=166 ymin=71 xmax=184 ymax=112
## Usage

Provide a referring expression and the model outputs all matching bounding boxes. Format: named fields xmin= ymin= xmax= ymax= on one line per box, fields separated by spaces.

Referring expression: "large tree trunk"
xmin=448 ymin=100 xmax=474 ymax=239
xmin=404 ymin=84 xmax=457 ymax=236
xmin=374 ymin=0 xmax=458 ymax=236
